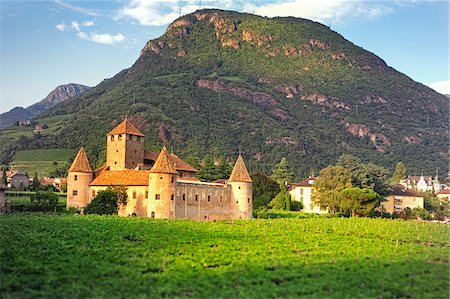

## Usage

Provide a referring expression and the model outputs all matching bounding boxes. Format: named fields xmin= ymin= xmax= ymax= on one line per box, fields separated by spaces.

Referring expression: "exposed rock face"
xmin=301 ymin=93 xmax=350 ymax=110
xmin=265 ymin=137 xmax=298 ymax=145
xmin=343 ymin=123 xmax=390 ymax=152
xmin=331 ymin=51 xmax=346 ymax=60
xmin=402 ymin=134 xmax=422 ymax=144
xmin=360 ymin=94 xmax=388 ymax=105
xmin=242 ymin=29 xmax=273 ymax=46
xmin=140 ymin=41 xmax=162 ymax=55
xmin=221 ymin=39 xmax=240 ymax=49
xmin=276 ymin=84 xmax=302 ymax=98
xmin=309 ymin=38 xmax=329 ymax=49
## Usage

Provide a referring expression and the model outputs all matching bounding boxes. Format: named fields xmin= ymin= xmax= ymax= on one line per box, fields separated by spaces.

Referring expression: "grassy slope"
xmin=11 ymin=148 xmax=74 ymax=177
xmin=1 ymin=215 xmax=448 ymax=298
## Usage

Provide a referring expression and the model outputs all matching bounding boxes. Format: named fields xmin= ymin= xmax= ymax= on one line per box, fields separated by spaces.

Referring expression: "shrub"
xmin=30 ymin=191 xmax=59 ymax=213
xmin=290 ymin=200 xmax=303 ymax=211
xmin=84 ymin=188 xmax=127 ymax=215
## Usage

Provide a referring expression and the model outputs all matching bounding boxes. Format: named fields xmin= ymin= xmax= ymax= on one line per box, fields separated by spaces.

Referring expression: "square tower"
xmin=106 ymin=119 xmax=145 ymax=170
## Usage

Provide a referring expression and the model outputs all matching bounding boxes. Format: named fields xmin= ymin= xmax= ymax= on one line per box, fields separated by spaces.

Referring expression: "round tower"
xmin=228 ymin=154 xmax=253 ymax=219
xmin=67 ymin=147 xmax=93 ymax=209
xmin=147 ymin=146 xmax=178 ymax=219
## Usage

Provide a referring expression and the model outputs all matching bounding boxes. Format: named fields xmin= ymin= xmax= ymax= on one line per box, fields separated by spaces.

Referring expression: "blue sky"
xmin=1 ymin=0 xmax=448 ymax=113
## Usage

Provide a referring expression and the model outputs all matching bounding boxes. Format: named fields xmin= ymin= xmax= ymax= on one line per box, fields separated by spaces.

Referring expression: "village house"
xmin=287 ymin=177 xmax=328 ymax=213
xmin=66 ymin=119 xmax=253 ymax=220
xmin=380 ymin=184 xmax=424 ymax=214
xmin=400 ymin=175 xmax=441 ymax=193
xmin=0 ymin=169 xmax=30 ymax=189
xmin=436 ymin=189 xmax=450 ymax=202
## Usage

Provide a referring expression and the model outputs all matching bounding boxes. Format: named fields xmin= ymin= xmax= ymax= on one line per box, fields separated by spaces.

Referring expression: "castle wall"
xmin=106 ymin=134 xmax=144 ymax=170
xmin=229 ymin=182 xmax=253 ymax=219
xmin=90 ymin=185 xmax=148 ymax=216
xmin=67 ymin=172 xmax=92 ymax=209
xmin=175 ymin=182 xmax=231 ymax=220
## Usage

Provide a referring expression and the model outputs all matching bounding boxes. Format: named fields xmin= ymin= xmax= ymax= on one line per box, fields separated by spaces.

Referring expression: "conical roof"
xmin=107 ymin=118 xmax=144 ymax=137
xmin=228 ymin=154 xmax=252 ymax=183
xmin=68 ymin=147 xmax=93 ymax=173
xmin=149 ymin=146 xmax=178 ymax=174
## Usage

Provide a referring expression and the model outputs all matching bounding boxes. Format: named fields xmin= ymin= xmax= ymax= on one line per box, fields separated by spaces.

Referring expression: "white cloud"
xmin=54 ymin=0 xmax=102 ymax=17
xmin=77 ymin=32 xmax=126 ymax=44
xmin=82 ymin=20 xmax=95 ymax=27
xmin=426 ymin=80 xmax=450 ymax=95
xmin=71 ymin=21 xmax=80 ymax=31
xmin=55 ymin=22 xmax=68 ymax=31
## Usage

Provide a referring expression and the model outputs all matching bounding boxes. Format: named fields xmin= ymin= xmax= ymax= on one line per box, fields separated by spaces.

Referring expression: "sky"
xmin=0 ymin=0 xmax=448 ymax=113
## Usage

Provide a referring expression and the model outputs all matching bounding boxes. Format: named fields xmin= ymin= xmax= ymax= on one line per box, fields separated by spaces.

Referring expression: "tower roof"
xmin=228 ymin=155 xmax=252 ymax=183
xmin=107 ymin=118 xmax=144 ymax=137
xmin=68 ymin=147 xmax=93 ymax=173
xmin=149 ymin=146 xmax=178 ymax=174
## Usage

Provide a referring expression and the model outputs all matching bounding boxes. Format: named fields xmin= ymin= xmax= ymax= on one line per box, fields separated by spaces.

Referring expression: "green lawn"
xmin=1 ymin=215 xmax=448 ymax=298
xmin=11 ymin=148 xmax=73 ymax=177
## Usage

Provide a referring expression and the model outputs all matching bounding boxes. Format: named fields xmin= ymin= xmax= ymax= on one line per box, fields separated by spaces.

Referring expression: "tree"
xmin=391 ymin=162 xmax=407 ymax=184
xmin=337 ymin=154 xmax=361 ymax=172
xmin=353 ymin=163 xmax=391 ymax=198
xmin=271 ymin=157 xmax=294 ymax=185
xmin=84 ymin=186 xmax=128 ymax=215
xmin=251 ymin=172 xmax=280 ymax=210
xmin=30 ymin=191 xmax=59 ymax=213
xmin=1 ymin=168 xmax=6 ymax=185
xmin=312 ymin=165 xmax=353 ymax=213
xmin=338 ymin=187 xmax=380 ymax=217
xmin=269 ymin=188 xmax=291 ymax=211
xmin=32 ymin=172 xmax=40 ymax=191
xmin=424 ymin=192 xmax=440 ymax=212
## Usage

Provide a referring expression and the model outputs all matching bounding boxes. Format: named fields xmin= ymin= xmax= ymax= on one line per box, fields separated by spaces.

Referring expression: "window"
xmin=183 ymin=194 xmax=186 ymax=201
xmin=129 ymin=135 xmax=133 ymax=140
xmin=155 ymin=194 xmax=160 ymax=200
xmin=111 ymin=135 xmax=114 ymax=141
xmin=145 ymin=191 xmax=148 ymax=198
xmin=171 ymin=177 xmax=174 ymax=183
xmin=238 ymin=186 xmax=241 ymax=189
xmin=116 ymin=150 xmax=118 ymax=153
xmin=137 ymin=136 xmax=141 ymax=142
xmin=92 ymin=190 xmax=96 ymax=197
xmin=151 ymin=211 xmax=155 ymax=218
xmin=74 ymin=175 xmax=78 ymax=181
xmin=135 ymin=150 xmax=137 ymax=153
xmin=171 ymin=195 xmax=174 ymax=201
xmin=118 ymin=134 xmax=122 ymax=141
xmin=248 ymin=198 xmax=250 ymax=203
xmin=180 ymin=173 xmax=183 ymax=177
xmin=73 ymin=190 xmax=78 ymax=196
xmin=195 ymin=195 xmax=198 ymax=202
xmin=236 ymin=200 xmax=239 ymax=204
xmin=114 ymin=161 xmax=117 ymax=165
xmin=208 ymin=195 xmax=211 ymax=202
xmin=220 ymin=196 xmax=222 ymax=202
xmin=160 ymin=176 xmax=163 ymax=180
xmin=133 ymin=191 xmax=136 ymax=199
xmin=299 ymin=189 xmax=304 ymax=195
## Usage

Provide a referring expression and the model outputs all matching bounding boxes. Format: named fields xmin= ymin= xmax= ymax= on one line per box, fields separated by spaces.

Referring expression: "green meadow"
xmin=1 ymin=215 xmax=448 ymax=298
xmin=10 ymin=148 xmax=74 ymax=177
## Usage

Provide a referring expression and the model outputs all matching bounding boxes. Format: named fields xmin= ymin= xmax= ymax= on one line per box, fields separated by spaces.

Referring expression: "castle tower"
xmin=106 ymin=118 xmax=145 ymax=171
xmin=228 ymin=154 xmax=253 ymax=219
xmin=147 ymin=146 xmax=178 ymax=219
xmin=67 ymin=147 xmax=93 ymax=209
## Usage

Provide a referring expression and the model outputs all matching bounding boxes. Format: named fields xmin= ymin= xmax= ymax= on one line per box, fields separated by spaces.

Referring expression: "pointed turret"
xmin=107 ymin=118 xmax=144 ymax=136
xmin=228 ymin=154 xmax=252 ymax=183
xmin=149 ymin=146 xmax=178 ymax=174
xmin=68 ymin=147 xmax=93 ymax=173
xmin=67 ymin=147 xmax=94 ymax=210
xmin=228 ymin=154 xmax=252 ymax=219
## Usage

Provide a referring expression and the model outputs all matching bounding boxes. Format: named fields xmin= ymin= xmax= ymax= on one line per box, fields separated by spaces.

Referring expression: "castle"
xmin=66 ymin=119 xmax=253 ymax=220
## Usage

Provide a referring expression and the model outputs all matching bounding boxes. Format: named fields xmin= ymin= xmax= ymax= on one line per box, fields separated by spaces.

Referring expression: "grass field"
xmin=11 ymin=148 xmax=74 ymax=177
xmin=1 ymin=215 xmax=448 ymax=298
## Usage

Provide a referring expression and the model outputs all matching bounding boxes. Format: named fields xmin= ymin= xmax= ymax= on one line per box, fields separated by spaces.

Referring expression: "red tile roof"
xmin=228 ymin=155 xmax=252 ymax=183
xmin=90 ymin=170 xmax=151 ymax=186
xmin=144 ymin=150 xmax=197 ymax=172
xmin=68 ymin=147 xmax=93 ymax=173
xmin=390 ymin=184 xmax=424 ymax=197
xmin=289 ymin=177 xmax=317 ymax=187
xmin=107 ymin=118 xmax=144 ymax=137
xmin=149 ymin=146 xmax=178 ymax=174
xmin=437 ymin=189 xmax=450 ymax=195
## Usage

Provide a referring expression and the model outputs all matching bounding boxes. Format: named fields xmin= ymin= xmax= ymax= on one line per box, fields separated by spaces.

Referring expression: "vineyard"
xmin=1 ymin=215 xmax=448 ymax=298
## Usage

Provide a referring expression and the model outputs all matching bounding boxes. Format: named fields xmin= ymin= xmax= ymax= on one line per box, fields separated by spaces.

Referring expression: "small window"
xmin=92 ymin=190 xmax=96 ymax=197
xmin=151 ymin=211 xmax=155 ymax=218
xmin=114 ymin=161 xmax=117 ymax=165
xmin=118 ymin=134 xmax=122 ymax=141
xmin=248 ymin=198 xmax=250 ymax=203
xmin=195 ymin=195 xmax=198 ymax=202
xmin=183 ymin=194 xmax=186 ymax=201
xmin=111 ymin=135 xmax=114 ymax=141
xmin=236 ymin=200 xmax=239 ymax=204
xmin=238 ymin=186 xmax=241 ymax=189
xmin=155 ymin=194 xmax=160 ymax=200
xmin=171 ymin=177 xmax=174 ymax=183
xmin=208 ymin=195 xmax=211 ymax=202
xmin=74 ymin=175 xmax=78 ymax=181
xmin=137 ymin=136 xmax=141 ymax=142
xmin=129 ymin=135 xmax=133 ymax=140
xmin=133 ymin=191 xmax=137 ymax=199
xmin=160 ymin=176 xmax=163 ymax=180
xmin=73 ymin=190 xmax=78 ymax=196
xmin=116 ymin=150 xmax=118 ymax=153
xmin=180 ymin=173 xmax=183 ymax=177
xmin=135 ymin=150 xmax=137 ymax=154
xmin=145 ymin=191 xmax=148 ymax=198
xmin=171 ymin=195 xmax=174 ymax=201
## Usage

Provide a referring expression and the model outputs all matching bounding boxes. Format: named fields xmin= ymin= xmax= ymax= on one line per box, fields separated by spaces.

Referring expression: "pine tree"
xmin=1 ymin=168 xmax=7 ymax=185
xmin=271 ymin=157 xmax=294 ymax=185
xmin=392 ymin=162 xmax=407 ymax=184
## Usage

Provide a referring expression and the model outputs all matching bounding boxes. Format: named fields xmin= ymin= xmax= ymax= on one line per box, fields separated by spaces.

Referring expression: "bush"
xmin=290 ymin=200 xmax=303 ymax=211
xmin=84 ymin=188 xmax=126 ymax=215
xmin=30 ymin=191 xmax=59 ymax=213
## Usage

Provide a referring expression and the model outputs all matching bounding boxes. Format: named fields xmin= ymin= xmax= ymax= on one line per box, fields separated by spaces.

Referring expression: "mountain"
xmin=8 ymin=9 xmax=450 ymax=177
xmin=0 ymin=83 xmax=91 ymax=129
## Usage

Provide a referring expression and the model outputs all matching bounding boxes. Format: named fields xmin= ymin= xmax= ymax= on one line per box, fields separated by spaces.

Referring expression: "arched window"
xmin=74 ymin=175 xmax=78 ymax=181
xmin=118 ymin=134 xmax=122 ymax=141
xmin=151 ymin=211 xmax=155 ymax=218
xmin=111 ymin=135 xmax=115 ymax=141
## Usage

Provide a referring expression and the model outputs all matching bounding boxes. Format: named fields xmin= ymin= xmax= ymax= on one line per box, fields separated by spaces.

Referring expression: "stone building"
xmin=67 ymin=119 xmax=252 ymax=220
xmin=1 ymin=170 xmax=29 ymax=190
xmin=380 ymin=184 xmax=424 ymax=214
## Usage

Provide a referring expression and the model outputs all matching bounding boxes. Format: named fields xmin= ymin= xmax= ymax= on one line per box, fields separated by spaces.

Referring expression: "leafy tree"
xmin=424 ymin=192 xmax=440 ymax=212
xmin=271 ymin=157 xmax=294 ymax=185
xmin=391 ymin=162 xmax=407 ymax=184
xmin=251 ymin=172 xmax=280 ymax=210
xmin=353 ymin=163 xmax=391 ymax=198
xmin=30 ymin=191 xmax=59 ymax=213
xmin=1 ymin=168 xmax=7 ymax=185
xmin=312 ymin=165 xmax=353 ymax=213
xmin=290 ymin=200 xmax=303 ymax=211
xmin=269 ymin=188 xmax=291 ymax=211
xmin=411 ymin=207 xmax=429 ymax=220
xmin=108 ymin=185 xmax=128 ymax=206
xmin=338 ymin=187 xmax=380 ymax=217
xmin=337 ymin=155 xmax=361 ymax=172
xmin=84 ymin=188 xmax=122 ymax=215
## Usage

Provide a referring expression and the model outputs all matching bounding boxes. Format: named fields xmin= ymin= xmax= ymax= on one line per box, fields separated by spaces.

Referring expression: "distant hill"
xmin=4 ymin=9 xmax=449 ymax=177
xmin=0 ymin=83 xmax=91 ymax=129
